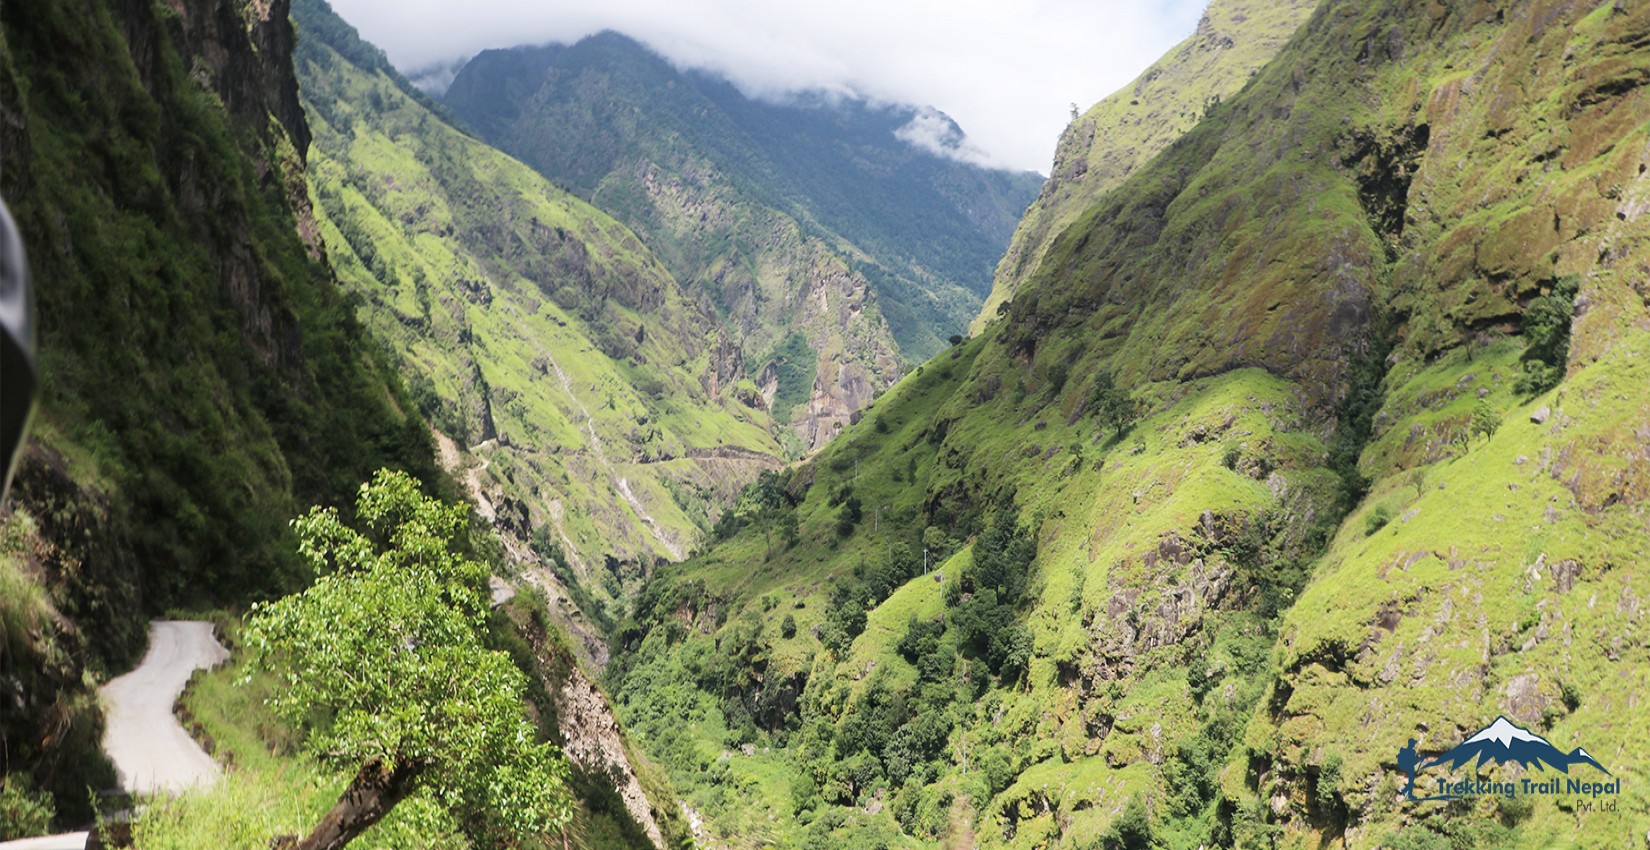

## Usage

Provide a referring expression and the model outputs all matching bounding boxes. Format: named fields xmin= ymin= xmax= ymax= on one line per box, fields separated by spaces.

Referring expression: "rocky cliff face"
xmin=109 ymin=0 xmax=315 ymax=374
xmin=614 ymin=150 xmax=902 ymax=452
xmin=0 ymin=0 xmax=439 ymax=825
xmin=506 ymin=593 xmax=688 ymax=849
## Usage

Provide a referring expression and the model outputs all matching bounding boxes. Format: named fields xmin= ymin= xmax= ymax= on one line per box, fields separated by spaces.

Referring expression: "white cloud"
xmin=323 ymin=0 xmax=1208 ymax=174
xmin=894 ymin=107 xmax=991 ymax=167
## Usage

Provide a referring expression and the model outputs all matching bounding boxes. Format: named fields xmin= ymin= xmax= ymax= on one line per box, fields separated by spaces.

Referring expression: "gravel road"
xmin=0 ymin=833 xmax=90 ymax=849
xmin=98 ymin=621 xmax=229 ymax=795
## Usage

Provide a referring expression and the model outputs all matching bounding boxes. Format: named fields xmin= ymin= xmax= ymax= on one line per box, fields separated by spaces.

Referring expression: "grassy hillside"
xmin=293 ymin=0 xmax=784 ymax=615
xmin=973 ymin=0 xmax=1319 ymax=334
xmin=442 ymin=33 xmax=1043 ymax=448
xmin=605 ymin=0 xmax=1650 ymax=847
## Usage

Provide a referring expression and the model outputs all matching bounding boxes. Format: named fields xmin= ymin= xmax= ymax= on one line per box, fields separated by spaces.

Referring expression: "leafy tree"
xmin=836 ymin=495 xmax=863 ymax=537
xmin=1088 ymin=371 xmax=1141 ymax=435
xmin=1364 ymin=505 xmax=1392 ymax=536
xmin=714 ymin=470 xmax=802 ymax=555
xmin=1470 ymin=400 xmax=1500 ymax=442
xmin=896 ymin=616 xmax=945 ymax=662
xmin=887 ymin=542 xmax=917 ymax=584
xmin=969 ymin=511 xmax=1036 ymax=604
xmin=921 ymin=525 xmax=955 ymax=563
xmin=819 ymin=585 xmax=869 ymax=656
xmin=1326 ymin=324 xmax=1395 ymax=512
xmin=1046 ymin=363 xmax=1071 ymax=398
xmin=246 ymin=470 xmax=572 ymax=850
xmin=1514 ymin=276 xmax=1579 ymax=396
xmin=943 ymin=508 xmax=1038 ymax=680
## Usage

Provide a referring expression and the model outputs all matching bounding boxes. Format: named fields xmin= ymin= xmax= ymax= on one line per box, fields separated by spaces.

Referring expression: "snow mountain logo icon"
xmin=1425 ymin=717 xmax=1609 ymax=775
xmin=1399 ymin=716 xmax=1616 ymax=802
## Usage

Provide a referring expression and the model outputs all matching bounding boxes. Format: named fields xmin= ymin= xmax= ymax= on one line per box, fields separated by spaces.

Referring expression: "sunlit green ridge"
xmin=295 ymin=0 xmax=785 ymax=613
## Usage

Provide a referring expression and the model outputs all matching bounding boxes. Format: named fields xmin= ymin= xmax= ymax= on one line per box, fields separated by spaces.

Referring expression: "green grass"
xmin=1264 ymin=342 xmax=1650 ymax=847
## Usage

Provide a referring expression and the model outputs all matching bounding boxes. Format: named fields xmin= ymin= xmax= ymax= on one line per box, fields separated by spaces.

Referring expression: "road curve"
xmin=99 ymin=621 xmax=228 ymax=795
xmin=0 ymin=833 xmax=89 ymax=850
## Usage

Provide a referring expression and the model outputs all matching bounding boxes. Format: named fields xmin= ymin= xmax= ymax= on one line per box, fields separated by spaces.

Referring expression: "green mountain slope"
xmin=973 ymin=0 xmax=1319 ymax=334
xmin=0 ymin=0 xmax=442 ymax=825
xmin=605 ymin=1 xmax=1650 ymax=847
xmin=441 ymin=35 xmax=1043 ymax=449
xmin=292 ymin=0 xmax=784 ymax=619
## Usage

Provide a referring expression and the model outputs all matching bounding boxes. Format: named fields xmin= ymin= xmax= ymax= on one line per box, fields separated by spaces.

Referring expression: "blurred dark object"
xmin=1 ymin=195 xmax=36 ymax=503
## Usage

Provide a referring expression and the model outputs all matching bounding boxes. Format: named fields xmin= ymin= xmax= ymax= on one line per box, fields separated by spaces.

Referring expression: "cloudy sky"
xmin=324 ymin=0 xmax=1209 ymax=175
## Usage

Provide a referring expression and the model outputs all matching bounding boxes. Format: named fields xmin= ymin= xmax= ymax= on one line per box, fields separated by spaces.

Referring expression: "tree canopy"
xmin=244 ymin=469 xmax=571 ymax=850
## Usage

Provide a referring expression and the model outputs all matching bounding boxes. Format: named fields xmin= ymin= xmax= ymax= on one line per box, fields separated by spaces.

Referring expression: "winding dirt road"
xmin=98 ymin=621 xmax=228 ymax=795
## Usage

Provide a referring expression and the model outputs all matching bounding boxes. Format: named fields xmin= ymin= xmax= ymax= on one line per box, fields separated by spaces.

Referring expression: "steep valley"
xmin=0 ymin=0 xmax=1647 ymax=848
xmin=442 ymin=36 xmax=1043 ymax=450
xmin=606 ymin=0 xmax=1650 ymax=847
xmin=292 ymin=0 xmax=784 ymax=618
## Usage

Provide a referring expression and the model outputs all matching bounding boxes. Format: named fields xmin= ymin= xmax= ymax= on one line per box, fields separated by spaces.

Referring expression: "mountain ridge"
xmin=293 ymin=0 xmax=785 ymax=621
xmin=972 ymin=0 xmax=1319 ymax=334
xmin=442 ymin=33 xmax=1042 ymax=448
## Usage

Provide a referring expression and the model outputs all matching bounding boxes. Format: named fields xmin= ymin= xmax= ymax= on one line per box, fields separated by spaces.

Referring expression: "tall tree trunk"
xmin=270 ymin=757 xmax=424 ymax=850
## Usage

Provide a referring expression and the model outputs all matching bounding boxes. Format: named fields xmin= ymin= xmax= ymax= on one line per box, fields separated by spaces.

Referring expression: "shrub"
xmin=0 ymin=776 xmax=55 ymax=840
xmin=1364 ymin=505 xmax=1392 ymax=536
xmin=1514 ymin=276 xmax=1579 ymax=396
xmin=1090 ymin=798 xmax=1154 ymax=850
xmin=1315 ymin=753 xmax=1344 ymax=815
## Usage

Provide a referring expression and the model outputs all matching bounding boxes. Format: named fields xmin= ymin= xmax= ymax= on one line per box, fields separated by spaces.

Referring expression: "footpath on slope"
xmin=99 ymin=621 xmax=229 ymax=795
xmin=0 ymin=622 xmax=228 ymax=850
